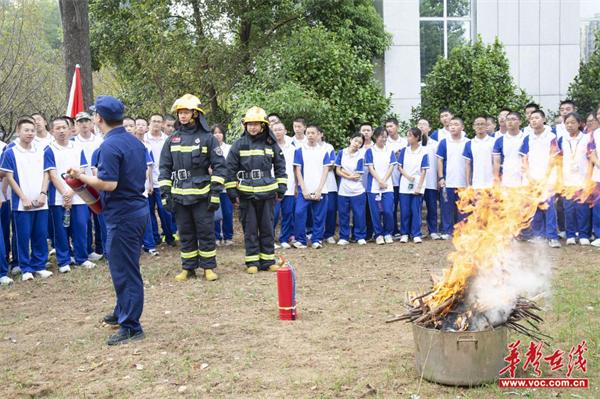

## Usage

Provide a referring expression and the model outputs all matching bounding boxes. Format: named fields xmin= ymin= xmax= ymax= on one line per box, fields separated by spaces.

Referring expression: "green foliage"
xmin=413 ymin=37 xmax=530 ymax=136
xmin=567 ymin=29 xmax=600 ymax=116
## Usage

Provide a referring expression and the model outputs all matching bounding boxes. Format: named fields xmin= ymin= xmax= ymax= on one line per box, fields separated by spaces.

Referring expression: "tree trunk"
xmin=59 ymin=0 xmax=93 ymax=109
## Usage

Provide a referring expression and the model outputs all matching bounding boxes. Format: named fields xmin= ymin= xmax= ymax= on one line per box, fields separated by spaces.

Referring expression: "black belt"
xmin=172 ymin=168 xmax=207 ymax=181
xmin=236 ymin=169 xmax=272 ymax=180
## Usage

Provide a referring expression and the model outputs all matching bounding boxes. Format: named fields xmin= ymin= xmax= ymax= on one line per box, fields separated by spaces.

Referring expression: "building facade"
xmin=382 ymin=0 xmax=581 ymax=120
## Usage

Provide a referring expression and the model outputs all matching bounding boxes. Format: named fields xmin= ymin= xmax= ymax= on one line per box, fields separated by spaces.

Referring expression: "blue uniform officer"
xmin=68 ymin=96 xmax=149 ymax=346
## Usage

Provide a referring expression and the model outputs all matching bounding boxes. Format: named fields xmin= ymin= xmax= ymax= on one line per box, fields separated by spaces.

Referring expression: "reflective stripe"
xmin=211 ymin=175 xmax=225 ymax=184
xmin=239 ymin=149 xmax=272 ymax=157
xmin=172 ymin=186 xmax=210 ymax=195
xmin=198 ymin=249 xmax=216 ymax=258
xmin=245 ymin=254 xmax=260 ymax=262
xmin=171 ymin=145 xmax=196 ymax=153
xmin=159 ymin=179 xmax=172 ymax=187
xmin=201 ymin=146 xmax=207 ymax=154
xmin=265 ymin=148 xmax=273 ymax=156
xmin=224 ymin=181 xmax=237 ymax=189
xmin=276 ymin=177 xmax=287 ymax=184
xmin=181 ymin=250 xmax=198 ymax=259
xmin=210 ymin=196 xmax=220 ymax=204
xmin=259 ymin=253 xmax=275 ymax=260
xmin=238 ymin=182 xmax=278 ymax=193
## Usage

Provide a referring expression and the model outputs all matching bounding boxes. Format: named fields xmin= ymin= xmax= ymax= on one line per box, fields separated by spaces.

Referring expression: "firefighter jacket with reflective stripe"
xmin=225 ymin=129 xmax=287 ymax=200
xmin=158 ymin=123 xmax=226 ymax=206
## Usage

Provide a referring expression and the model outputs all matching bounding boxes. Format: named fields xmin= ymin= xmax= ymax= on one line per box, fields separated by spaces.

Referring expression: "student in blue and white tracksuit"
xmin=492 ymin=111 xmax=526 ymax=188
xmin=272 ymin=122 xmax=296 ymax=249
xmin=90 ymin=147 xmax=107 ymax=255
xmin=589 ymin=110 xmax=600 ymax=247
xmin=0 ymin=138 xmax=11 ymax=285
xmin=436 ymin=117 xmax=469 ymax=239
xmin=0 ymin=118 xmax=51 ymax=281
xmin=336 ymin=133 xmax=367 ymax=246
xmin=293 ymin=125 xmax=330 ymax=249
xmin=365 ymin=128 xmax=396 ymax=245
xmin=212 ymin=124 xmax=234 ymax=246
xmin=557 ymin=112 xmax=591 ymax=246
xmin=418 ymin=119 xmax=440 ymax=239
xmin=398 ymin=128 xmax=429 ymax=243
xmin=318 ymin=133 xmax=337 ymax=244
xmin=519 ymin=109 xmax=561 ymax=248
xmin=463 ymin=116 xmax=495 ymax=190
xmin=45 ymin=117 xmax=95 ymax=273
xmin=384 ymin=118 xmax=407 ymax=238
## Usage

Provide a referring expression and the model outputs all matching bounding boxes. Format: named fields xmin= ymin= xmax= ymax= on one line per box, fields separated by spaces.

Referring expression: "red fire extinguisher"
xmin=61 ymin=173 xmax=103 ymax=215
xmin=276 ymin=255 xmax=297 ymax=320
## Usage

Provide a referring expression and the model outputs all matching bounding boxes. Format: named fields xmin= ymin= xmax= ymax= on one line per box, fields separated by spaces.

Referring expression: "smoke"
xmin=465 ymin=241 xmax=553 ymax=331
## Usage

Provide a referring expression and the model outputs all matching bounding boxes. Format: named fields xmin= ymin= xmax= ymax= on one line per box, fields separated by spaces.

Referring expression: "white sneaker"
xmin=148 ymin=249 xmax=160 ymax=256
xmin=548 ymin=239 xmax=561 ymax=248
xmin=22 ymin=272 xmax=34 ymax=281
xmin=0 ymin=276 xmax=14 ymax=285
xmin=430 ymin=233 xmax=441 ymax=240
xmin=413 ymin=237 xmax=422 ymax=244
xmin=591 ymin=238 xmax=600 ymax=247
xmin=400 ymin=235 xmax=409 ymax=243
xmin=293 ymin=241 xmax=307 ymax=249
xmin=49 ymin=248 xmax=56 ymax=256
xmin=357 ymin=239 xmax=367 ymax=245
xmin=579 ymin=238 xmax=591 ymax=246
xmin=337 ymin=239 xmax=349 ymax=246
xmin=326 ymin=237 xmax=336 ymax=244
xmin=10 ymin=266 xmax=21 ymax=276
xmin=280 ymin=242 xmax=291 ymax=249
xmin=558 ymin=231 xmax=567 ymax=239
xmin=393 ymin=233 xmax=402 ymax=240
xmin=312 ymin=242 xmax=322 ymax=249
xmin=78 ymin=260 xmax=96 ymax=269
xmin=566 ymin=237 xmax=576 ymax=245
xmin=384 ymin=235 xmax=393 ymax=244
xmin=88 ymin=252 xmax=103 ymax=261
xmin=440 ymin=234 xmax=451 ymax=240
xmin=375 ymin=236 xmax=385 ymax=245
xmin=35 ymin=270 xmax=53 ymax=279
xmin=274 ymin=243 xmax=281 ymax=249
xmin=223 ymin=239 xmax=234 ymax=246
xmin=58 ymin=265 xmax=71 ymax=273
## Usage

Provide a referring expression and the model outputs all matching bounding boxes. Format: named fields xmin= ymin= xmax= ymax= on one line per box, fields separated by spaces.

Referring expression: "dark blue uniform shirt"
xmin=97 ymin=126 xmax=148 ymax=221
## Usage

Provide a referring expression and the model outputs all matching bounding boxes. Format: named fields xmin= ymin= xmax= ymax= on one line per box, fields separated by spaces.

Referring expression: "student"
xmin=359 ymin=124 xmax=374 ymax=240
xmin=557 ymin=112 xmax=591 ymax=246
xmin=163 ymin=114 xmax=176 ymax=136
xmin=485 ymin=116 xmax=497 ymax=137
xmin=293 ymin=125 xmax=330 ymax=249
xmin=0 ymin=118 xmax=51 ymax=281
xmin=317 ymin=131 xmax=337 ymax=244
xmin=272 ymin=122 xmax=296 ymax=248
xmin=437 ymin=117 xmax=469 ymax=239
xmin=90 ymin=147 xmax=107 ymax=256
xmin=553 ymin=100 xmax=577 ymax=141
xmin=45 ymin=117 xmax=96 ymax=273
xmin=522 ymin=103 xmax=540 ymax=135
xmin=590 ymin=107 xmax=600 ymax=247
xmin=398 ymin=128 xmax=429 ymax=243
xmin=585 ymin=112 xmax=599 ymax=134
xmin=493 ymin=111 xmax=526 ymax=187
xmin=365 ymin=128 xmax=396 ymax=244
xmin=495 ymin=109 xmax=510 ymax=137
xmin=384 ymin=118 xmax=407 ymax=239
xmin=292 ymin=118 xmax=307 ymax=147
xmin=0 ymin=138 xmax=11 ymax=284
xmin=519 ymin=109 xmax=561 ymax=248
xmin=267 ymin=113 xmax=281 ymax=125
xmin=212 ymin=124 xmax=234 ymax=246
xmin=31 ymin=113 xmax=53 ymax=148
xmin=430 ymin=109 xmax=453 ymax=142
xmin=464 ymin=116 xmax=495 ymax=189
xmin=336 ymin=133 xmax=366 ymax=245
xmin=418 ymin=119 xmax=440 ymax=239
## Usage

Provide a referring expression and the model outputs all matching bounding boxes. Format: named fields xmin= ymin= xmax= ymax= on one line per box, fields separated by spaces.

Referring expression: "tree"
xmin=567 ymin=29 xmax=600 ymax=116
xmin=59 ymin=0 xmax=93 ymax=109
xmin=413 ymin=36 xmax=530 ymax=135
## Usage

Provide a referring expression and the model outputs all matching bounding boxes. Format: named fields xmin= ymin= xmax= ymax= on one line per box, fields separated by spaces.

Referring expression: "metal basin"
xmin=412 ymin=323 xmax=508 ymax=386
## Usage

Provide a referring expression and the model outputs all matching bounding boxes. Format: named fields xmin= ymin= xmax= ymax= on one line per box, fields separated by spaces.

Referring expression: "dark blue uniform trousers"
xmin=106 ymin=211 xmax=147 ymax=334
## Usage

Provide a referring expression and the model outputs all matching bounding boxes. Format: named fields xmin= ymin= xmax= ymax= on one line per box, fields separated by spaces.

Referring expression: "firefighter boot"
xmin=247 ymin=266 xmax=258 ymax=274
xmin=175 ymin=269 xmax=196 ymax=282
xmin=204 ymin=269 xmax=218 ymax=281
xmin=268 ymin=264 xmax=281 ymax=272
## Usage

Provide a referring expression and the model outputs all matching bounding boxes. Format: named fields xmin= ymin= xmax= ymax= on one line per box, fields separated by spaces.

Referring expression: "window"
xmin=419 ymin=0 xmax=472 ymax=81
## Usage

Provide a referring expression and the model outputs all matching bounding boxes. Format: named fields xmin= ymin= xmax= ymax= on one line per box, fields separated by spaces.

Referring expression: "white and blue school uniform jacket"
xmin=143 ymin=144 xmax=154 ymax=198
xmin=387 ymin=135 xmax=407 ymax=188
xmin=492 ymin=132 xmax=525 ymax=187
xmin=436 ymin=137 xmax=469 ymax=188
xmin=364 ymin=145 xmax=396 ymax=194
xmin=73 ymin=133 xmax=103 ymax=176
xmin=558 ymin=132 xmax=589 ymax=189
xmin=44 ymin=141 xmax=88 ymax=206
xmin=462 ymin=135 xmax=495 ymax=189
xmin=0 ymin=142 xmax=48 ymax=211
xmin=279 ymin=141 xmax=296 ymax=196
xmin=336 ymin=148 xmax=365 ymax=197
xmin=34 ymin=134 xmax=53 ymax=149
xmin=322 ymin=142 xmax=337 ymax=194
xmin=398 ymin=145 xmax=429 ymax=194
xmin=590 ymin=128 xmax=600 ymax=183
xmin=553 ymin=123 xmax=568 ymax=142
xmin=144 ymin=132 xmax=169 ymax=189
xmin=518 ymin=126 xmax=558 ymax=184
xmin=293 ymin=144 xmax=330 ymax=195
xmin=424 ymin=138 xmax=439 ymax=191
xmin=0 ymin=140 xmax=7 ymax=203
xmin=431 ymin=128 xmax=466 ymax=142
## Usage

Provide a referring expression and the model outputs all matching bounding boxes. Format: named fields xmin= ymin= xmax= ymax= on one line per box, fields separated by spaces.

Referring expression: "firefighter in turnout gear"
xmin=225 ymin=106 xmax=287 ymax=274
xmin=159 ymin=94 xmax=227 ymax=282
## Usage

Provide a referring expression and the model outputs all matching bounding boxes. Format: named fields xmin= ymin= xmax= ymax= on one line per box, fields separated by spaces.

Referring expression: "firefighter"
xmin=159 ymin=94 xmax=226 ymax=281
xmin=225 ymin=106 xmax=287 ymax=274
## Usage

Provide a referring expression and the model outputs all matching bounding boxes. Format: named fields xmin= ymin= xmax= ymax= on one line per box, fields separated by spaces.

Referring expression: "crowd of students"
xmin=1 ymin=99 xmax=600 ymax=286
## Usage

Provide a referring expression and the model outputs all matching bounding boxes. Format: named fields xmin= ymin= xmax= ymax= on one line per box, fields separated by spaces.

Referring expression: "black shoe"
xmin=103 ymin=314 xmax=118 ymax=326
xmin=107 ymin=329 xmax=145 ymax=346
xmin=166 ymin=240 xmax=177 ymax=247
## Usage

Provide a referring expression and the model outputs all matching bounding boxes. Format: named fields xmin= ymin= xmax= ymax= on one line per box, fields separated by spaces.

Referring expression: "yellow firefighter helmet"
xmin=242 ymin=106 xmax=269 ymax=125
xmin=171 ymin=94 xmax=204 ymax=114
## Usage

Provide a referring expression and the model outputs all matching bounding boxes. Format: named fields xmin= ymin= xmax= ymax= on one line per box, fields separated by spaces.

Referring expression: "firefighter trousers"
xmin=174 ymin=201 xmax=217 ymax=270
xmin=239 ymin=197 xmax=275 ymax=270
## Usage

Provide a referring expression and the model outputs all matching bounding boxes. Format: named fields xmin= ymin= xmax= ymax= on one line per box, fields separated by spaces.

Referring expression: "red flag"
xmin=66 ymin=64 xmax=84 ymax=118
